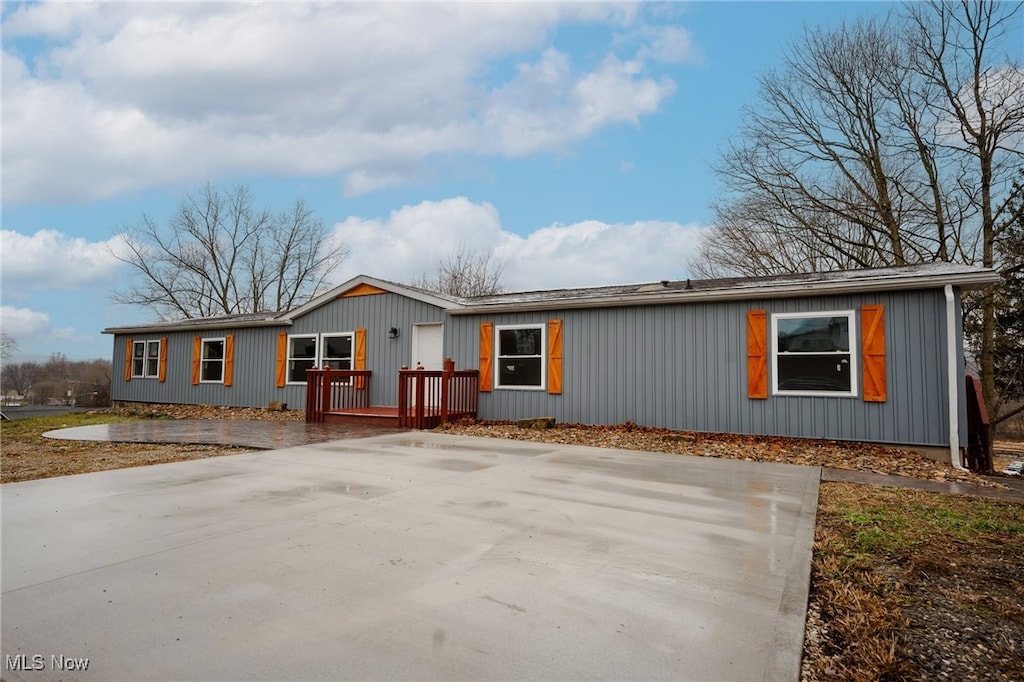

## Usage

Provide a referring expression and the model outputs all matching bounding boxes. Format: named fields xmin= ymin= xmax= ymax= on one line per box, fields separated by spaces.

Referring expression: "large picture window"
xmin=772 ymin=311 xmax=857 ymax=396
xmin=287 ymin=333 xmax=355 ymax=383
xmin=132 ymin=340 xmax=161 ymax=378
xmin=201 ymin=338 xmax=225 ymax=383
xmin=496 ymin=324 xmax=544 ymax=389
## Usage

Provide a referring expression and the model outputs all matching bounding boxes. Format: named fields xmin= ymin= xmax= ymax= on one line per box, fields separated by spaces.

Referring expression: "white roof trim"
xmin=102 ymin=316 xmax=285 ymax=335
xmin=449 ymin=266 xmax=999 ymax=315
xmin=102 ymin=275 xmax=460 ymax=335
xmin=279 ymin=274 xmax=462 ymax=321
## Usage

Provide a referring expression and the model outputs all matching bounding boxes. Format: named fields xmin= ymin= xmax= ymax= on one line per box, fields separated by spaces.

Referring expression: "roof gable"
xmin=103 ymin=275 xmax=461 ymax=335
xmin=338 ymin=282 xmax=389 ymax=297
xmin=277 ymin=274 xmax=462 ymax=321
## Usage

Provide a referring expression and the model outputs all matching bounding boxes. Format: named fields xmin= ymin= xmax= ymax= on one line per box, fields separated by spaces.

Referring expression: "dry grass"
xmin=804 ymin=483 xmax=1024 ymax=681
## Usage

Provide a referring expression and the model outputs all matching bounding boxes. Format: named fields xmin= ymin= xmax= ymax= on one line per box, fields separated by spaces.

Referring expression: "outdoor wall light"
xmin=388 ymin=327 xmax=400 ymax=339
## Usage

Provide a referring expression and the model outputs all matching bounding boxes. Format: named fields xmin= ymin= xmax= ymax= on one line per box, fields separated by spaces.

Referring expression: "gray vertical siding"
xmin=111 ymin=326 xmax=283 ymax=409
xmin=109 ymin=285 xmax=965 ymax=448
xmin=447 ymin=289 xmax=958 ymax=448
xmin=288 ymin=292 xmax=445 ymax=407
xmin=110 ymin=292 xmax=445 ymax=409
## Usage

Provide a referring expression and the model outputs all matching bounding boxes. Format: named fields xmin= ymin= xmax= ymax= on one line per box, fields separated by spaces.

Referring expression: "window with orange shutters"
xmin=771 ymin=311 xmax=857 ymax=396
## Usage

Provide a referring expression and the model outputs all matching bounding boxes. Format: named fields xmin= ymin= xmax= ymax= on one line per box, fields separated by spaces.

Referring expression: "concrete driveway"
xmin=2 ymin=432 xmax=819 ymax=681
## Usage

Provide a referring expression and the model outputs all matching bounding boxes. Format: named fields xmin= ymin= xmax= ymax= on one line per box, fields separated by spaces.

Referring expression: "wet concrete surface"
xmin=2 ymin=432 xmax=819 ymax=681
xmin=43 ymin=419 xmax=404 ymax=450
xmin=822 ymin=467 xmax=1024 ymax=502
xmin=42 ymin=420 xmax=1024 ymax=502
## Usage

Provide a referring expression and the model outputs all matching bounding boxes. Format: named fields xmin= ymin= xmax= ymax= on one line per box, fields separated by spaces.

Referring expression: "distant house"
xmin=104 ymin=263 xmax=998 ymax=465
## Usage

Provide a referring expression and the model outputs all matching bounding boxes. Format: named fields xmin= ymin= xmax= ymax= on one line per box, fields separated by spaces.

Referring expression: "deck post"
xmin=440 ymin=358 xmax=454 ymax=425
xmin=398 ymin=370 xmax=408 ymax=427
xmin=321 ymin=366 xmax=332 ymax=417
xmin=305 ymin=369 xmax=318 ymax=422
xmin=414 ymin=366 xmax=425 ymax=429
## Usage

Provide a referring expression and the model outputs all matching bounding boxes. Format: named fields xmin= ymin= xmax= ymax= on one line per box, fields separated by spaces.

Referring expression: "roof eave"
xmin=449 ymin=270 xmax=1000 ymax=315
xmin=102 ymin=318 xmax=288 ymax=335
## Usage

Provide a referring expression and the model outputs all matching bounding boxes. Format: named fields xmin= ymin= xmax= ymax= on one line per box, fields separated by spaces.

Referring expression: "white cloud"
xmin=3 ymin=3 xmax=685 ymax=202
xmin=0 ymin=305 xmax=98 ymax=362
xmin=497 ymin=219 xmax=703 ymax=290
xmin=331 ymin=197 xmax=704 ymax=291
xmin=0 ymin=306 xmax=51 ymax=339
xmin=333 ymin=197 xmax=505 ymax=284
xmin=633 ymin=25 xmax=703 ymax=64
xmin=1 ymin=229 xmax=125 ymax=290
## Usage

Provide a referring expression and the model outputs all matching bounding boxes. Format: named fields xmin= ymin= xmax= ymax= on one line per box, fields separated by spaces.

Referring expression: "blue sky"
xmin=1 ymin=1 xmax=901 ymax=363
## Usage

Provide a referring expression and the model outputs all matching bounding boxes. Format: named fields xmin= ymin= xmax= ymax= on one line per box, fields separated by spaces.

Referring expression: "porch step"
xmin=323 ymin=406 xmax=401 ymax=427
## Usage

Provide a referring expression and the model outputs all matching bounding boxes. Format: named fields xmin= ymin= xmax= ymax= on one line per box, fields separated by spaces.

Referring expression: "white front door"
xmin=412 ymin=323 xmax=444 ymax=370
xmin=411 ymin=324 xmax=444 ymax=408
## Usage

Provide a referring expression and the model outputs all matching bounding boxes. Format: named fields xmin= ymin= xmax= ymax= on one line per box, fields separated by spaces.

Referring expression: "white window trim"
xmin=771 ymin=310 xmax=858 ymax=398
xmin=286 ymin=332 xmax=355 ymax=385
xmin=286 ymin=334 xmax=319 ymax=385
xmin=321 ymin=332 xmax=355 ymax=385
xmin=200 ymin=337 xmax=226 ymax=384
xmin=495 ymin=323 xmax=546 ymax=391
xmin=132 ymin=339 xmax=161 ymax=379
xmin=321 ymin=332 xmax=355 ymax=369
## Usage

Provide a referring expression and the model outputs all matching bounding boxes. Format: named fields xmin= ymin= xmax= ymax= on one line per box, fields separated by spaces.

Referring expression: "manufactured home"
xmin=104 ymin=263 xmax=998 ymax=464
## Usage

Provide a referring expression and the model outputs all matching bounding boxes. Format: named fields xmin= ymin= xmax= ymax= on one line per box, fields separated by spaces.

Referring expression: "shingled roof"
xmin=103 ymin=263 xmax=998 ymax=333
xmin=448 ymin=262 xmax=999 ymax=313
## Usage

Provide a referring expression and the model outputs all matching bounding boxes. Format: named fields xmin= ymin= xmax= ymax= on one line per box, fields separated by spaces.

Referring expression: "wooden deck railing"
xmin=305 ymin=368 xmax=372 ymax=422
xmin=398 ymin=359 xmax=479 ymax=429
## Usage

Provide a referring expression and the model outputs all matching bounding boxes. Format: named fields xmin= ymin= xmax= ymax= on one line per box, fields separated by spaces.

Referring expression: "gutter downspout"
xmin=945 ymin=285 xmax=966 ymax=471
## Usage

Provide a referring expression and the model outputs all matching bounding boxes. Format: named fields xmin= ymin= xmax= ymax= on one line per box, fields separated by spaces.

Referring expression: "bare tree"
xmin=412 ymin=245 xmax=505 ymax=297
xmin=0 ymin=356 xmax=111 ymax=406
xmin=967 ymin=171 xmax=1024 ymax=425
xmin=694 ymin=0 xmax=1023 ymax=419
xmin=112 ymin=184 xmax=349 ymax=319
xmin=903 ymin=0 xmax=1024 ymax=418
xmin=1 ymin=360 xmax=37 ymax=401
xmin=0 ymin=331 xmax=17 ymax=361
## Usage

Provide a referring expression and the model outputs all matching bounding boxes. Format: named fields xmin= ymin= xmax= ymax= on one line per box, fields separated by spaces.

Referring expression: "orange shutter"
xmin=861 ymin=305 xmax=886 ymax=402
xmin=158 ymin=338 xmax=168 ymax=382
xmin=224 ymin=335 xmax=235 ymax=387
xmin=191 ymin=336 xmax=201 ymax=385
xmin=354 ymin=328 xmax=367 ymax=389
xmin=547 ymin=319 xmax=563 ymax=395
xmin=124 ymin=338 xmax=133 ymax=382
xmin=479 ymin=322 xmax=493 ymax=392
xmin=746 ymin=310 xmax=768 ymax=399
xmin=275 ymin=332 xmax=288 ymax=387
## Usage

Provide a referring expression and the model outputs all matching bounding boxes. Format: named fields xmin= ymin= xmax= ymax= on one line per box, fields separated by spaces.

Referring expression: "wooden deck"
xmin=306 ymin=363 xmax=479 ymax=429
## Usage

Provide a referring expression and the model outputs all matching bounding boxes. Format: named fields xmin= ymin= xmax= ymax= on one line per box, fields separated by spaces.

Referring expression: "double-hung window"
xmin=287 ymin=333 xmax=355 ymax=383
xmin=772 ymin=311 xmax=857 ymax=396
xmin=495 ymin=324 xmax=545 ymax=389
xmin=287 ymin=335 xmax=318 ymax=384
xmin=201 ymin=338 xmax=225 ymax=383
xmin=132 ymin=340 xmax=161 ymax=378
xmin=321 ymin=334 xmax=353 ymax=371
